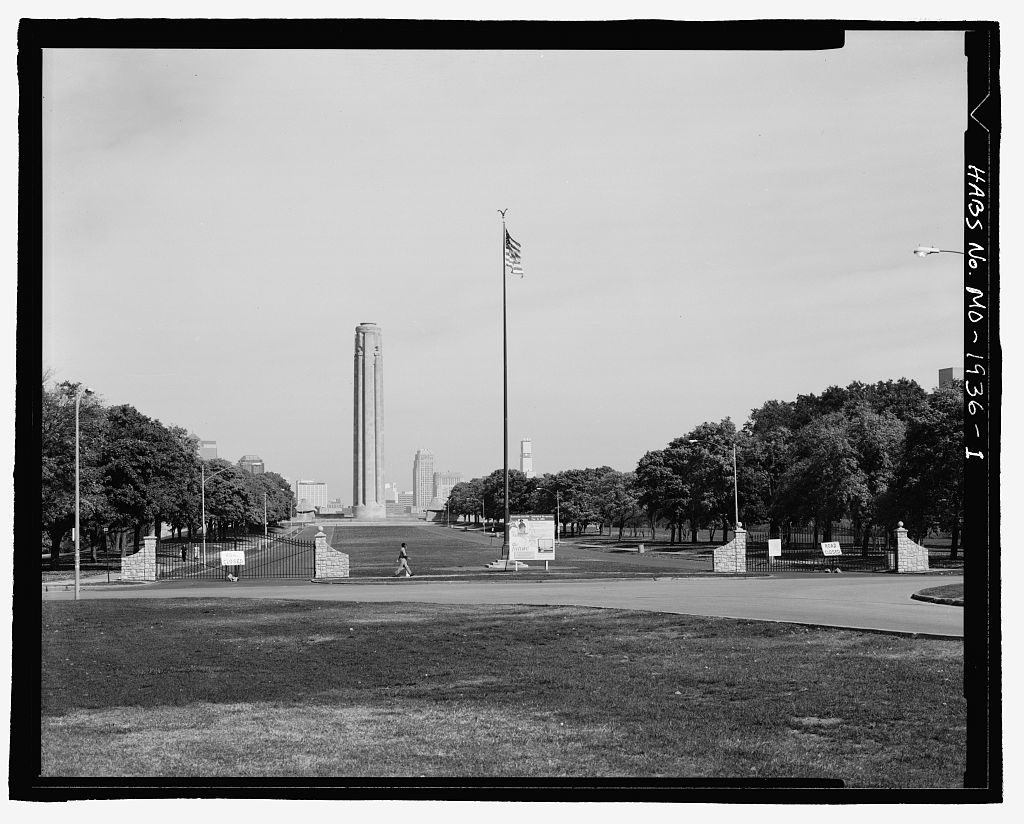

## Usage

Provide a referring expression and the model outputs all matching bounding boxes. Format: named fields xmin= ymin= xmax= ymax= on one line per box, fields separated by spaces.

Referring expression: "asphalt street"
xmin=43 ymin=573 xmax=964 ymax=638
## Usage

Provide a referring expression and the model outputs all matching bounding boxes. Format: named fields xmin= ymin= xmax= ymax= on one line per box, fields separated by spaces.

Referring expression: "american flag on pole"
xmin=504 ymin=229 xmax=523 ymax=277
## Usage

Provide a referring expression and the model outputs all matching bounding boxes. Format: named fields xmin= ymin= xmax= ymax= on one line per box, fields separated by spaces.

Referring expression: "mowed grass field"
xmin=305 ymin=522 xmax=713 ymax=579
xmin=41 ymin=598 xmax=964 ymax=785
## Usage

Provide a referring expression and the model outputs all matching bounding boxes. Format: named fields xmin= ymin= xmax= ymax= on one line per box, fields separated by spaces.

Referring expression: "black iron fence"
xmin=158 ymin=532 xmax=315 ymax=580
xmin=745 ymin=525 xmax=892 ymax=573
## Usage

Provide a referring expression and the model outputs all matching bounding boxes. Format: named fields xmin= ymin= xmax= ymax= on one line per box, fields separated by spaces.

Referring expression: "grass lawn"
xmin=915 ymin=583 xmax=965 ymax=603
xmin=41 ymin=599 xmax=964 ymax=785
xmin=313 ymin=523 xmax=714 ymax=579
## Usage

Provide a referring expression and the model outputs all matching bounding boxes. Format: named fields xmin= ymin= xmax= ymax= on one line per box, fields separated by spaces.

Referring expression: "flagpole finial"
xmin=498 ymin=208 xmax=508 ymax=220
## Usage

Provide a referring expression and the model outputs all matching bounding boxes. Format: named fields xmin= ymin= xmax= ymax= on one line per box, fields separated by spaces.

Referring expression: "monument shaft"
xmin=353 ymin=323 xmax=386 ymax=519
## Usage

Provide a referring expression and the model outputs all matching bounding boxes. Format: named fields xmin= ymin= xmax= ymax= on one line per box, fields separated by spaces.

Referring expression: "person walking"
xmin=394 ymin=542 xmax=413 ymax=577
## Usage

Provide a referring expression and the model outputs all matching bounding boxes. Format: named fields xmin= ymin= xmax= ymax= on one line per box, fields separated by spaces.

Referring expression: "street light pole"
xmin=74 ymin=386 xmax=91 ymax=601
xmin=550 ymin=488 xmax=560 ymax=544
xmin=732 ymin=442 xmax=739 ymax=531
xmin=264 ymin=491 xmax=268 ymax=540
xmin=200 ymin=462 xmax=231 ymax=565
xmin=913 ymin=246 xmax=965 ymax=257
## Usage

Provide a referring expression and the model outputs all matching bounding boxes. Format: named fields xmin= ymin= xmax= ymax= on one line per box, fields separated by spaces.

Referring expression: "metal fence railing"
xmin=157 ymin=532 xmax=315 ymax=580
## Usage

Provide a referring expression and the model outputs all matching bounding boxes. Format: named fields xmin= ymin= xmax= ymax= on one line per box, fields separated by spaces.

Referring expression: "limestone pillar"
xmin=894 ymin=521 xmax=930 ymax=573
xmin=353 ymin=323 xmax=386 ymax=520
xmin=712 ymin=523 xmax=747 ymax=574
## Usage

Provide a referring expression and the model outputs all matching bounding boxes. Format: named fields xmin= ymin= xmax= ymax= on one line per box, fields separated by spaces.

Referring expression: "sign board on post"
xmin=220 ymin=550 xmax=246 ymax=567
xmin=768 ymin=539 xmax=782 ymax=557
xmin=820 ymin=541 xmax=842 ymax=557
xmin=508 ymin=515 xmax=556 ymax=561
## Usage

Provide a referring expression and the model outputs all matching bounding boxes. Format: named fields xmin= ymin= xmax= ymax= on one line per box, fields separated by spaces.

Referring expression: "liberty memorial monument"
xmin=352 ymin=322 xmax=386 ymax=520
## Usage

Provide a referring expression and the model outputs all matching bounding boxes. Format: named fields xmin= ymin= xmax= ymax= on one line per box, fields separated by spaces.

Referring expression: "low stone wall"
xmin=895 ymin=523 xmax=930 ymax=573
xmin=121 ymin=535 xmax=157 ymax=582
xmin=314 ymin=528 xmax=350 ymax=579
xmin=713 ymin=526 xmax=747 ymax=574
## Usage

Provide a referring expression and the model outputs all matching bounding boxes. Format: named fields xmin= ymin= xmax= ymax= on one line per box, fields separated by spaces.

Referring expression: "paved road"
xmin=44 ymin=574 xmax=964 ymax=638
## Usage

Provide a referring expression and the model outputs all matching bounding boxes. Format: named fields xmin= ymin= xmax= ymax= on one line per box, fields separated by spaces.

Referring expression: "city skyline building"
xmin=939 ymin=367 xmax=964 ymax=388
xmin=198 ymin=440 xmax=218 ymax=460
xmin=520 ymin=438 xmax=535 ymax=478
xmin=353 ymin=322 xmax=386 ymax=520
xmin=237 ymin=454 xmax=265 ymax=474
xmin=294 ymin=480 xmax=328 ymax=510
xmin=386 ymin=491 xmax=415 ymax=518
xmin=432 ymin=470 xmax=463 ymax=508
xmin=413 ymin=449 xmax=435 ymax=510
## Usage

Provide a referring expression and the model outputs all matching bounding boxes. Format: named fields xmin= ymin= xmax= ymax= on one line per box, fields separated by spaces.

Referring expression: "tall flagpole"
xmin=499 ymin=209 xmax=510 ymax=565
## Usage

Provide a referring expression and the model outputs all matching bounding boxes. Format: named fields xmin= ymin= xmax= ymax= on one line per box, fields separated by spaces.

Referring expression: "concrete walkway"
xmin=42 ymin=573 xmax=964 ymax=638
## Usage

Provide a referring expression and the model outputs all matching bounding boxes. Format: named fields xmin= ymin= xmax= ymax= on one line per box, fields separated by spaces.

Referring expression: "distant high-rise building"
xmin=384 ymin=482 xmax=400 ymax=503
xmin=295 ymin=480 xmax=328 ymax=510
xmin=432 ymin=471 xmax=463 ymax=507
xmin=198 ymin=440 xmax=218 ymax=460
xmin=386 ymin=491 xmax=415 ymax=517
xmin=413 ymin=449 xmax=435 ymax=509
xmin=939 ymin=367 xmax=964 ymax=388
xmin=520 ymin=438 xmax=535 ymax=478
xmin=238 ymin=454 xmax=265 ymax=474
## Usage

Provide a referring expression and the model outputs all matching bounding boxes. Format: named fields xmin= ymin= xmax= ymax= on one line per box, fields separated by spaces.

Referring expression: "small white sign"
xmin=820 ymin=541 xmax=842 ymax=557
xmin=220 ymin=550 xmax=246 ymax=566
xmin=768 ymin=539 xmax=782 ymax=557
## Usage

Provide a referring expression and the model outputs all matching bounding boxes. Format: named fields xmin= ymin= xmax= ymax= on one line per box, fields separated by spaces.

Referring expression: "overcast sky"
xmin=42 ymin=33 xmax=967 ymax=503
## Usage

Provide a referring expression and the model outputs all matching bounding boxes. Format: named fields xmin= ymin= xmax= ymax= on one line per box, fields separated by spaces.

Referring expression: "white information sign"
xmin=820 ymin=541 xmax=842 ymax=557
xmin=220 ymin=550 xmax=246 ymax=566
xmin=508 ymin=515 xmax=556 ymax=561
xmin=768 ymin=539 xmax=782 ymax=557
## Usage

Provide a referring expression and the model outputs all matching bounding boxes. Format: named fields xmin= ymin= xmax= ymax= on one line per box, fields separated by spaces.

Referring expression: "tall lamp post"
xmin=689 ymin=438 xmax=739 ymax=532
xmin=200 ymin=463 xmax=231 ymax=564
xmin=547 ymin=487 xmax=561 ymax=543
xmin=913 ymin=246 xmax=964 ymax=257
xmin=74 ymin=386 xmax=93 ymax=601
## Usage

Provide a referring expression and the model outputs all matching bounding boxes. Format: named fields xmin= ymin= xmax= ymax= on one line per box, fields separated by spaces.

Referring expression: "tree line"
xmin=41 ymin=375 xmax=293 ymax=567
xmin=446 ymin=378 xmax=964 ymax=556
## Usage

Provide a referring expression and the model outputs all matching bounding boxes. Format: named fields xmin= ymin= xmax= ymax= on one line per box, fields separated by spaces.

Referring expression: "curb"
xmin=42 ymin=580 xmax=152 ymax=592
xmin=911 ymin=593 xmax=964 ymax=607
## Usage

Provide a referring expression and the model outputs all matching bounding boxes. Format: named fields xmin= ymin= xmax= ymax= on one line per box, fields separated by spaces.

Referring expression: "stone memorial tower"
xmin=353 ymin=322 xmax=386 ymax=520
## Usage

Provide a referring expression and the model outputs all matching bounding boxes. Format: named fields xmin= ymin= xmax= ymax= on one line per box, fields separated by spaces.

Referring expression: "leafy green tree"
xmin=148 ymin=424 xmax=202 ymax=541
xmin=480 ymin=469 xmax=536 ymax=526
xmin=100 ymin=404 xmax=188 ymax=552
xmin=258 ymin=472 xmax=296 ymax=526
xmin=595 ymin=469 xmax=641 ymax=541
xmin=447 ymin=478 xmax=486 ymax=524
xmin=557 ymin=468 xmax=602 ymax=535
xmin=671 ymin=418 xmax=738 ymax=542
xmin=202 ymin=459 xmax=257 ymax=538
xmin=895 ymin=382 xmax=964 ymax=555
xmin=634 ymin=449 xmax=681 ymax=542
xmin=843 ymin=404 xmax=906 ymax=551
xmin=777 ymin=412 xmax=865 ymax=542
xmin=741 ymin=400 xmax=798 ymax=535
